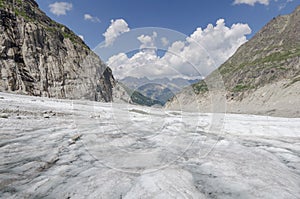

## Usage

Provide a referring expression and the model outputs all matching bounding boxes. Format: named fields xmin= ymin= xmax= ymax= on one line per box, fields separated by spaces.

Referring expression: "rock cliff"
xmin=0 ymin=0 xmax=115 ymax=102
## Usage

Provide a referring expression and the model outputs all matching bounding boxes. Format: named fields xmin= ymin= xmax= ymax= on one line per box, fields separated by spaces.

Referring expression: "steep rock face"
xmin=166 ymin=6 xmax=300 ymax=117
xmin=0 ymin=0 xmax=115 ymax=102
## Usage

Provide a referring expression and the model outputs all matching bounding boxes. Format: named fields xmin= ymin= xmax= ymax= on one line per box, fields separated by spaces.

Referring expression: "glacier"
xmin=0 ymin=92 xmax=299 ymax=198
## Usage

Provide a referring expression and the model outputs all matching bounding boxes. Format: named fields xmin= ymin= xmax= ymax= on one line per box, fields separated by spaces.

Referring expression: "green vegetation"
xmin=14 ymin=8 xmax=31 ymax=21
xmin=259 ymin=50 xmax=296 ymax=63
xmin=45 ymin=25 xmax=86 ymax=48
xmin=119 ymin=82 xmax=163 ymax=106
xmin=0 ymin=0 xmax=30 ymax=20
xmin=1 ymin=0 xmax=86 ymax=48
xmin=4 ymin=0 xmax=32 ymax=22
xmin=136 ymin=84 xmax=174 ymax=104
xmin=45 ymin=26 xmax=57 ymax=33
xmin=61 ymin=31 xmax=86 ymax=48
xmin=62 ymin=32 xmax=77 ymax=43
xmin=232 ymin=84 xmax=254 ymax=92
xmin=220 ymin=48 xmax=300 ymax=75
xmin=200 ymin=47 xmax=300 ymax=94
xmin=192 ymin=82 xmax=208 ymax=94
xmin=0 ymin=0 xmax=23 ymax=8
xmin=131 ymin=91 xmax=163 ymax=106
xmin=58 ymin=24 xmax=87 ymax=47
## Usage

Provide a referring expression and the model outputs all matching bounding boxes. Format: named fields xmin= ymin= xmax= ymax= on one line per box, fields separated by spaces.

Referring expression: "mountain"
xmin=137 ymin=83 xmax=173 ymax=105
xmin=166 ymin=6 xmax=300 ymax=117
xmin=0 ymin=0 xmax=115 ymax=101
xmin=130 ymin=89 xmax=164 ymax=107
xmin=114 ymin=81 xmax=163 ymax=106
xmin=120 ymin=76 xmax=200 ymax=104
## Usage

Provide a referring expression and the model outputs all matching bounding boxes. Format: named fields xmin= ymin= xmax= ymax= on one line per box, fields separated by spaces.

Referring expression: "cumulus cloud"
xmin=49 ymin=2 xmax=73 ymax=16
xmin=107 ymin=19 xmax=251 ymax=80
xmin=103 ymin=19 xmax=130 ymax=47
xmin=183 ymin=19 xmax=251 ymax=67
xmin=233 ymin=0 xmax=270 ymax=6
xmin=84 ymin=14 xmax=100 ymax=22
xmin=138 ymin=32 xmax=157 ymax=49
xmin=107 ymin=51 xmax=163 ymax=79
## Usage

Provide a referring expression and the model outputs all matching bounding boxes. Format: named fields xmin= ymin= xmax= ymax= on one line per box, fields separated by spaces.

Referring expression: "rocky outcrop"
xmin=0 ymin=0 xmax=115 ymax=102
xmin=166 ymin=6 xmax=300 ymax=117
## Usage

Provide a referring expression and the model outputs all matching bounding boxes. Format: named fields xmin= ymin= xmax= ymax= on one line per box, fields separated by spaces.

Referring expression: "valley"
xmin=0 ymin=0 xmax=299 ymax=198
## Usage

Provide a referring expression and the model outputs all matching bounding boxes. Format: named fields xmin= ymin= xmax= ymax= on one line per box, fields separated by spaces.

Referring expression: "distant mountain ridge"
xmin=121 ymin=76 xmax=199 ymax=90
xmin=114 ymin=81 xmax=163 ymax=106
xmin=121 ymin=76 xmax=200 ymax=104
xmin=0 ymin=0 xmax=115 ymax=101
xmin=166 ymin=6 xmax=300 ymax=117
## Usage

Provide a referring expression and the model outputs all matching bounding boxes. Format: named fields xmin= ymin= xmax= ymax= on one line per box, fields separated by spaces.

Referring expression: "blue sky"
xmin=36 ymin=0 xmax=299 ymax=49
xmin=35 ymin=0 xmax=299 ymax=80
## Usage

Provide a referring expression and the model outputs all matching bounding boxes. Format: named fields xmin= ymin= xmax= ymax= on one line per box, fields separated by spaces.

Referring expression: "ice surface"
xmin=0 ymin=92 xmax=299 ymax=198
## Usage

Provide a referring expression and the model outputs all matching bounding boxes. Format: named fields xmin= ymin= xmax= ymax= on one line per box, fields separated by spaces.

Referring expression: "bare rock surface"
xmin=0 ymin=0 xmax=115 ymax=102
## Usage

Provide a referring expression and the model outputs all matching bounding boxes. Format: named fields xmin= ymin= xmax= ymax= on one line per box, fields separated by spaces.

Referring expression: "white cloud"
xmin=161 ymin=37 xmax=169 ymax=46
xmin=107 ymin=19 xmax=251 ymax=80
xmin=182 ymin=19 xmax=251 ymax=67
xmin=233 ymin=0 xmax=270 ymax=6
xmin=84 ymin=14 xmax=100 ymax=22
xmin=49 ymin=2 xmax=73 ymax=16
xmin=107 ymin=50 xmax=168 ymax=79
xmin=137 ymin=32 xmax=157 ymax=49
xmin=78 ymin=35 xmax=84 ymax=41
xmin=103 ymin=19 xmax=130 ymax=47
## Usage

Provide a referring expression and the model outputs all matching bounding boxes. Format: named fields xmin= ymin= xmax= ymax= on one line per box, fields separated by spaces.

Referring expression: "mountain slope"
xmin=137 ymin=83 xmax=173 ymax=105
xmin=121 ymin=76 xmax=200 ymax=104
xmin=114 ymin=82 xmax=163 ymax=106
xmin=0 ymin=0 xmax=115 ymax=101
xmin=166 ymin=6 xmax=300 ymax=117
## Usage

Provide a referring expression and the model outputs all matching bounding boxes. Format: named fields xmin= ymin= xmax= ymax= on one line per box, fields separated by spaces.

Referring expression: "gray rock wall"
xmin=0 ymin=0 xmax=115 ymax=102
